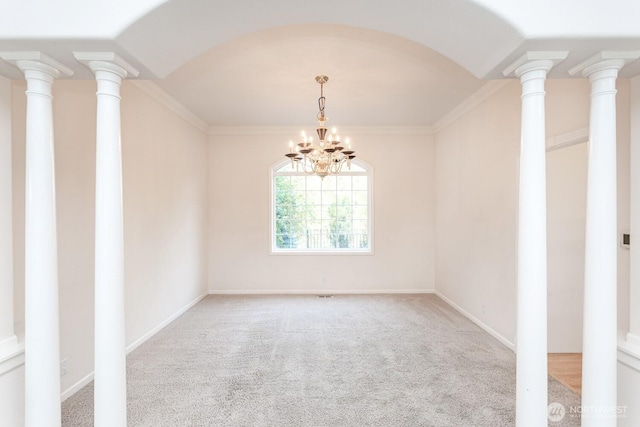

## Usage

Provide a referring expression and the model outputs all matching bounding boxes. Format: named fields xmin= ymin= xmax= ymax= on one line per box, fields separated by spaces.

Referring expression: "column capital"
xmin=74 ymin=52 xmax=139 ymax=79
xmin=568 ymin=51 xmax=640 ymax=77
xmin=503 ymin=51 xmax=569 ymax=78
xmin=0 ymin=51 xmax=74 ymax=79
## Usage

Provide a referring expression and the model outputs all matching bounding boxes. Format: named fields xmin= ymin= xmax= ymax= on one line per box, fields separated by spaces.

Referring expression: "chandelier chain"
xmin=284 ymin=75 xmax=356 ymax=179
xmin=318 ymin=95 xmax=325 ymax=120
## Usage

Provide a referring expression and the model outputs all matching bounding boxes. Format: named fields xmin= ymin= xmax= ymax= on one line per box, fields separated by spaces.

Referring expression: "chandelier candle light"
xmin=285 ymin=75 xmax=355 ymax=178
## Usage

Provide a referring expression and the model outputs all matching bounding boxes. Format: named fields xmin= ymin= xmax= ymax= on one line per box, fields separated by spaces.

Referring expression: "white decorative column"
xmin=629 ymin=74 xmax=640 ymax=347
xmin=0 ymin=75 xmax=17 ymax=358
xmin=504 ymin=51 xmax=567 ymax=427
xmin=74 ymin=52 xmax=138 ymax=427
xmin=569 ymin=51 xmax=640 ymax=426
xmin=0 ymin=52 xmax=72 ymax=427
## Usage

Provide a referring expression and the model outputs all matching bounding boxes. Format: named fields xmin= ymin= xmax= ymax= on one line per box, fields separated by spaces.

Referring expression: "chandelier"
xmin=285 ymin=75 xmax=355 ymax=178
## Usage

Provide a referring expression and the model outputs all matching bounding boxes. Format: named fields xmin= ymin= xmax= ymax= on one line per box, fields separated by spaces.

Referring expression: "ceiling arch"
xmin=1 ymin=0 xmax=639 ymax=127
xmin=1 ymin=0 xmax=640 ymax=80
xmin=116 ymin=0 xmax=522 ymax=79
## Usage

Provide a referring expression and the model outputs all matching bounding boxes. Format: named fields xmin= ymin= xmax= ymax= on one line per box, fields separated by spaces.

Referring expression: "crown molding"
xmin=342 ymin=126 xmax=434 ymax=135
xmin=546 ymin=127 xmax=589 ymax=152
xmin=128 ymin=80 xmax=209 ymax=133
xmin=207 ymin=125 xmax=435 ymax=136
xmin=433 ymin=80 xmax=512 ymax=134
xmin=208 ymin=126 xmax=302 ymax=136
xmin=119 ymin=81 xmax=436 ymax=137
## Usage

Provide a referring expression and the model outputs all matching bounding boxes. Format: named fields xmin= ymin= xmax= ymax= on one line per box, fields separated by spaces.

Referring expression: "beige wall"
xmin=0 ymin=74 xmax=23 ymax=427
xmin=544 ymin=78 xmax=591 ymax=353
xmin=208 ymin=131 xmax=436 ymax=293
xmin=435 ymin=78 xmax=631 ymax=349
xmin=435 ymin=81 xmax=520 ymax=347
xmin=546 ymin=142 xmax=588 ymax=352
xmin=619 ymin=74 xmax=640 ymax=427
xmin=120 ymin=82 xmax=209 ymax=345
xmin=616 ymin=79 xmax=632 ymax=334
xmin=10 ymin=79 xmax=209 ymax=399
xmin=0 ymin=75 xmax=14 ymax=345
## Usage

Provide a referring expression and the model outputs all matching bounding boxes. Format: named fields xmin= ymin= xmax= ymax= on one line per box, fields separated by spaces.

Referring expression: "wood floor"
xmin=548 ymin=353 xmax=582 ymax=395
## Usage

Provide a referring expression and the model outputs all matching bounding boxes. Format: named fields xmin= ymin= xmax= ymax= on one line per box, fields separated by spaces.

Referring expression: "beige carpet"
xmin=62 ymin=294 xmax=580 ymax=426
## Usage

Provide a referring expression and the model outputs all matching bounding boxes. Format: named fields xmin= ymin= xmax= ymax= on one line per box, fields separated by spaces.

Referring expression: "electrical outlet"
xmin=621 ymin=232 xmax=630 ymax=249
xmin=60 ymin=358 xmax=68 ymax=377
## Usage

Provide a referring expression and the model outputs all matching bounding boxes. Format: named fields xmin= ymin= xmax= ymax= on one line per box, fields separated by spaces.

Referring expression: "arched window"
xmin=271 ymin=159 xmax=373 ymax=253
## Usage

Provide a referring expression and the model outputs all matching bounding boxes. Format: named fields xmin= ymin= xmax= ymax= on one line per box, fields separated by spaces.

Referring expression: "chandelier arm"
xmin=300 ymin=156 xmax=316 ymax=175
xmin=331 ymin=158 xmax=344 ymax=175
xmin=327 ymin=154 xmax=339 ymax=174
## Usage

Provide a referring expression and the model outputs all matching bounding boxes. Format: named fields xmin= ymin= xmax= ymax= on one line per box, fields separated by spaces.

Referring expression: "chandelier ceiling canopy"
xmin=285 ymin=75 xmax=355 ymax=179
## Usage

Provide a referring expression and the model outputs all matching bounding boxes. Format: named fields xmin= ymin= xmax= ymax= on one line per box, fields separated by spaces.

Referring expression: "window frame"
xmin=269 ymin=157 xmax=374 ymax=255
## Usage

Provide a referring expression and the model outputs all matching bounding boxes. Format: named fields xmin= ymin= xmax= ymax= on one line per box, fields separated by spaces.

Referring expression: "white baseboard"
xmin=60 ymin=291 xmax=209 ymax=402
xmin=126 ymin=291 xmax=209 ymax=354
xmin=61 ymin=371 xmax=94 ymax=402
xmin=208 ymin=288 xmax=435 ymax=295
xmin=435 ymin=291 xmax=515 ymax=352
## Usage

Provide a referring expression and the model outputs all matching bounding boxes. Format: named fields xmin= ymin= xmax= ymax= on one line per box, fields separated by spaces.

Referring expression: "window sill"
xmin=270 ymin=249 xmax=374 ymax=256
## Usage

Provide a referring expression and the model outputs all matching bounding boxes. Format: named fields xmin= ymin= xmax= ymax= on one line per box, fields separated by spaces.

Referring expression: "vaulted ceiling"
xmin=1 ymin=0 xmax=640 ymax=128
xmin=154 ymin=25 xmax=484 ymax=127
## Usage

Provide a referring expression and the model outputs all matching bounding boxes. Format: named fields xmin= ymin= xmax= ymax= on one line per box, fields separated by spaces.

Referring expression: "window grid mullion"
xmin=273 ymin=162 xmax=370 ymax=252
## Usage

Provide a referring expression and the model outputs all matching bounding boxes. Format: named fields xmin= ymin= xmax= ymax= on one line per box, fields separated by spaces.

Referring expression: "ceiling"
xmin=1 ymin=0 xmax=640 ymax=129
xmin=155 ymin=25 xmax=485 ymax=127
